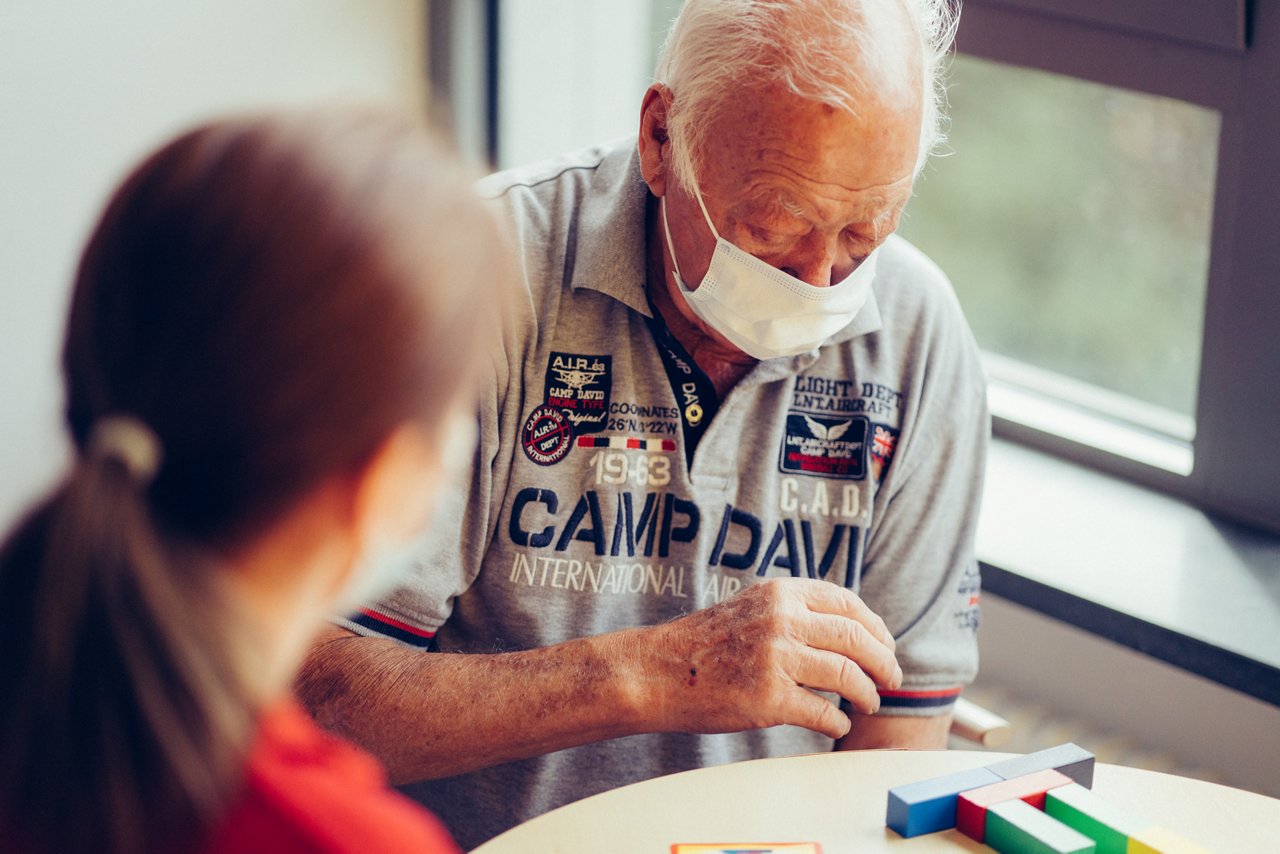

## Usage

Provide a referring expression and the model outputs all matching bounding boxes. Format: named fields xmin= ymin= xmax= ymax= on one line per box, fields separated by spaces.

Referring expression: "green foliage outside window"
xmin=899 ymin=55 xmax=1219 ymax=418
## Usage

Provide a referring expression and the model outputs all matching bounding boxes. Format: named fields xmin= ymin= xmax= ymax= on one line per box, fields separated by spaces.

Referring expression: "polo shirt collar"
xmin=567 ymin=141 xmax=654 ymax=318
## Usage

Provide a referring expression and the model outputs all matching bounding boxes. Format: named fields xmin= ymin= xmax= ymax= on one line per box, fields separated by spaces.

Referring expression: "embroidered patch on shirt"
xmin=577 ymin=435 xmax=677 ymax=452
xmin=869 ymin=422 xmax=900 ymax=482
xmin=955 ymin=562 xmax=982 ymax=632
xmin=544 ymin=351 xmax=611 ymax=434
xmin=521 ymin=404 xmax=574 ymax=466
xmin=778 ymin=413 xmax=868 ymax=479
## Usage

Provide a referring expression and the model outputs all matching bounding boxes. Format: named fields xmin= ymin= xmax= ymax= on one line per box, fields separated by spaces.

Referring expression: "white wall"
xmin=0 ymin=0 xmax=427 ymax=528
xmin=497 ymin=0 xmax=655 ymax=168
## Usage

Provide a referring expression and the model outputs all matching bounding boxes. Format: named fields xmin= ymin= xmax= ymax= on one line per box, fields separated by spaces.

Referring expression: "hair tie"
xmin=88 ymin=415 xmax=163 ymax=483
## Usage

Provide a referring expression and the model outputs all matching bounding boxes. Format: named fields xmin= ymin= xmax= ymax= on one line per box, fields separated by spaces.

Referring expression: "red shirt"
xmin=204 ymin=699 xmax=459 ymax=853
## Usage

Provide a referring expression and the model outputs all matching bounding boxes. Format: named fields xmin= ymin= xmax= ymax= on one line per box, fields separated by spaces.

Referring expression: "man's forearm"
xmin=297 ymin=579 xmax=904 ymax=784
xmin=834 ymin=711 xmax=952 ymax=750
xmin=296 ymin=625 xmax=652 ymax=783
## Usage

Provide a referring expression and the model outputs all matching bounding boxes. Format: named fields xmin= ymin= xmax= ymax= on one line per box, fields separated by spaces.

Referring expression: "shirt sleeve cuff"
xmin=333 ymin=607 xmax=439 ymax=650
xmin=875 ymin=686 xmax=963 ymax=716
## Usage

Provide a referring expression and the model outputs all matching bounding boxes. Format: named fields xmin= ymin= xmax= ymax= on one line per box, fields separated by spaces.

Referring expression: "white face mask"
xmin=662 ymin=185 xmax=878 ymax=360
xmin=335 ymin=412 xmax=478 ymax=614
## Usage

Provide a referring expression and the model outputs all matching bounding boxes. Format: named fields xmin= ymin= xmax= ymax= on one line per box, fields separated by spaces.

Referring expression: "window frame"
xmin=427 ymin=0 xmax=500 ymax=166
xmin=955 ymin=0 xmax=1280 ymax=535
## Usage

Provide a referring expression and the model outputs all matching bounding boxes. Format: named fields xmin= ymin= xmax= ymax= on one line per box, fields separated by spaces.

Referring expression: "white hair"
xmin=652 ymin=0 xmax=960 ymax=189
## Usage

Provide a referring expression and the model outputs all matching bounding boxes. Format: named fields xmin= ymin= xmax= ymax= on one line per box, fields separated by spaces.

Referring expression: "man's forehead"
xmin=702 ymin=79 xmax=920 ymax=180
xmin=737 ymin=174 xmax=913 ymax=225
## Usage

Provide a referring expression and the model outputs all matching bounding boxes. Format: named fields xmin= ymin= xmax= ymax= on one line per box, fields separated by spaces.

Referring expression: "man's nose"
xmin=779 ymin=234 xmax=852 ymax=287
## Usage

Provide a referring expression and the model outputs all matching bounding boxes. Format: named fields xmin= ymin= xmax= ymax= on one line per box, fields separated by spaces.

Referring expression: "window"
xmin=494 ymin=0 xmax=669 ymax=169
xmin=897 ymin=55 xmax=1219 ymax=476
xmin=950 ymin=0 xmax=1280 ymax=534
xmin=428 ymin=0 xmax=680 ymax=167
xmin=448 ymin=0 xmax=1280 ymax=536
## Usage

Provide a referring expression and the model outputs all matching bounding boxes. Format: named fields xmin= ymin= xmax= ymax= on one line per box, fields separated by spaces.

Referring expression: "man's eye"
xmin=747 ymin=225 xmax=793 ymax=247
xmin=843 ymin=230 xmax=878 ymax=254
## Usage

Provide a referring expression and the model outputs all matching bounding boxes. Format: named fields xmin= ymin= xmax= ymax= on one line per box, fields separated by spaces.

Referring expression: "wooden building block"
xmin=987 ymin=743 xmax=1096 ymax=789
xmin=1046 ymin=783 xmax=1148 ymax=854
xmin=885 ymin=766 xmax=1002 ymax=838
xmin=956 ymin=769 xmax=1075 ymax=842
xmin=1127 ymin=826 xmax=1212 ymax=853
xmin=986 ymin=798 xmax=1097 ymax=854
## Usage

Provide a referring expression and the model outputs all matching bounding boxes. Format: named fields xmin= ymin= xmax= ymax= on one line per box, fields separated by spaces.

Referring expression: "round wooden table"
xmin=471 ymin=749 xmax=1280 ymax=852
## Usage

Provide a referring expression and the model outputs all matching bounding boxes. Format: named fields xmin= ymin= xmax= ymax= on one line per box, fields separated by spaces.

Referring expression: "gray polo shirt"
xmin=339 ymin=140 xmax=989 ymax=850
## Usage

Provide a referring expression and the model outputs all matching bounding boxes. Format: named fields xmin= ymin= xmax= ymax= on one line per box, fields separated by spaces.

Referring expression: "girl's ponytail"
xmin=0 ymin=417 xmax=255 ymax=854
xmin=1 ymin=108 xmax=507 ymax=853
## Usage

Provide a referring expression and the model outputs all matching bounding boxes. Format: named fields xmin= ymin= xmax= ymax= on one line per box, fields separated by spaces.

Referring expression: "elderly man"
xmin=300 ymin=0 xmax=987 ymax=848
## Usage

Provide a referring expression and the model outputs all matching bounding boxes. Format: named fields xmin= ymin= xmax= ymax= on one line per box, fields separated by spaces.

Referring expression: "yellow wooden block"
xmin=1127 ymin=826 xmax=1212 ymax=853
xmin=672 ymin=846 xmax=820 ymax=854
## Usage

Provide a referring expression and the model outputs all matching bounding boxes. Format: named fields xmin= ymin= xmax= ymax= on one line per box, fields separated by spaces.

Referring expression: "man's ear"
xmin=638 ymin=83 xmax=674 ymax=197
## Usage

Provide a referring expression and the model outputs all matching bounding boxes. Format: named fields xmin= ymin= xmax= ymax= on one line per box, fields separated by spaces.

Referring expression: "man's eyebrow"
xmin=870 ymin=202 xmax=897 ymax=224
xmin=777 ymin=193 xmax=809 ymax=219
xmin=742 ymin=186 xmax=809 ymax=219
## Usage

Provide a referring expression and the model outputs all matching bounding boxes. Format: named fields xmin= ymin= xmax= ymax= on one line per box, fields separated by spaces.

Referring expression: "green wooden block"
xmin=987 ymin=798 xmax=1097 ymax=854
xmin=1047 ymin=783 xmax=1148 ymax=854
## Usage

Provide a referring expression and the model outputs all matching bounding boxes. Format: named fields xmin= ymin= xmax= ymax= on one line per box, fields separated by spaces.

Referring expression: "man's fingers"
xmin=792 ymin=579 xmax=896 ymax=653
xmin=656 ymin=579 xmax=904 ymax=738
xmin=790 ymin=646 xmax=882 ymax=715
xmin=803 ymin=612 xmax=901 ymax=690
xmin=784 ymin=684 xmax=853 ymax=740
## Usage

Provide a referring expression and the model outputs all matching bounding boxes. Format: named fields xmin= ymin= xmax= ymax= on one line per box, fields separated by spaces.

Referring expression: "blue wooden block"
xmin=987 ymin=743 xmax=1096 ymax=789
xmin=886 ymin=766 xmax=1003 ymax=838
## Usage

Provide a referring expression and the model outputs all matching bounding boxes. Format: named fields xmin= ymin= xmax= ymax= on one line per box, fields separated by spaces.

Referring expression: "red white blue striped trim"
xmin=351 ymin=608 xmax=437 ymax=650
xmin=878 ymin=686 xmax=963 ymax=709
xmin=576 ymin=435 xmax=677 ymax=452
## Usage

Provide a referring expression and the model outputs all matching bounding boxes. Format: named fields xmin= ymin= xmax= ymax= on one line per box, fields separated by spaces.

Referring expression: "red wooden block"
xmin=956 ymin=768 xmax=1074 ymax=842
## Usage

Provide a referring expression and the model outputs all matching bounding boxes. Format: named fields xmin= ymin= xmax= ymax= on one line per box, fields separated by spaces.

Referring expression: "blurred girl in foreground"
xmin=0 ymin=108 xmax=507 ymax=853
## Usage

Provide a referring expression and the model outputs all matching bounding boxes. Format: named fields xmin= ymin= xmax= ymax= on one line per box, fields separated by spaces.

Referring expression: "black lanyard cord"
xmin=644 ymin=309 xmax=720 ymax=469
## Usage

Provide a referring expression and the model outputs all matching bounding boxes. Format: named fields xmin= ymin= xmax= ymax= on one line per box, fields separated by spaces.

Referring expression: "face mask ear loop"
xmin=662 ymin=181 xmax=722 ymax=289
xmin=691 ymin=185 xmax=721 ymax=240
xmin=660 ymin=198 xmax=688 ymax=286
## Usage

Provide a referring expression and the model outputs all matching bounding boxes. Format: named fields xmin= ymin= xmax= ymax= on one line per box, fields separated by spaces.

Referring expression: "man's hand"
xmin=633 ymin=577 xmax=902 ymax=740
